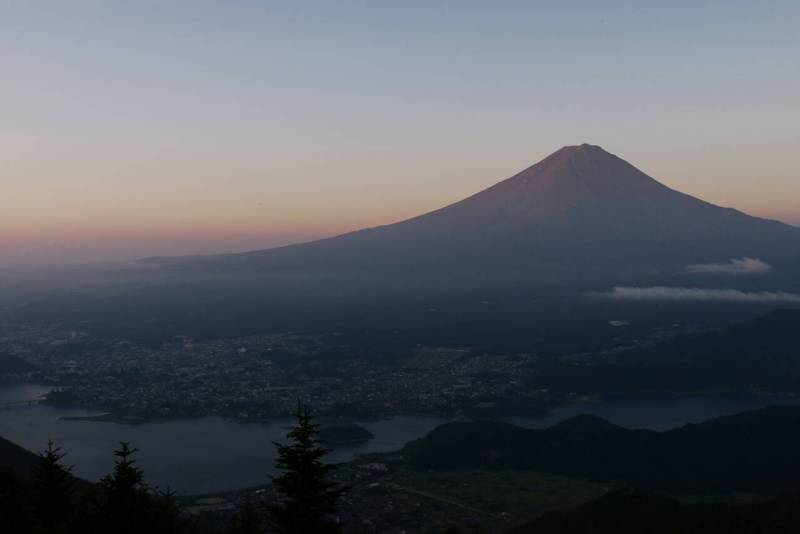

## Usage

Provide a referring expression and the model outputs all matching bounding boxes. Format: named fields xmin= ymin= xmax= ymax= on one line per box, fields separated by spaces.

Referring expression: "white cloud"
xmin=593 ymin=286 xmax=800 ymax=303
xmin=685 ymin=257 xmax=772 ymax=275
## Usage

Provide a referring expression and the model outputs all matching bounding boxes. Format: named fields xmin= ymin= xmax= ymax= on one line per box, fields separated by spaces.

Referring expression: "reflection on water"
xmin=1 ymin=383 xmax=797 ymax=493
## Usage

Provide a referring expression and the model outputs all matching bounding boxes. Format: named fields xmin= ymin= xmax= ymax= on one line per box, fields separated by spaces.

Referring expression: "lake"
xmin=1 ymin=383 xmax=797 ymax=494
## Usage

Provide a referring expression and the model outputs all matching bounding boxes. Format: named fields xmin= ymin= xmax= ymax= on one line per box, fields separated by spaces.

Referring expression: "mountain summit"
xmin=149 ymin=145 xmax=799 ymax=284
xmin=401 ymin=143 xmax=682 ymax=228
xmin=491 ymin=143 xmax=667 ymax=201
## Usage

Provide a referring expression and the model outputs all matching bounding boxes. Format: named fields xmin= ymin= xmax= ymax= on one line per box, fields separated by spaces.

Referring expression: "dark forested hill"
xmin=403 ymin=406 xmax=800 ymax=492
xmin=538 ymin=309 xmax=800 ymax=393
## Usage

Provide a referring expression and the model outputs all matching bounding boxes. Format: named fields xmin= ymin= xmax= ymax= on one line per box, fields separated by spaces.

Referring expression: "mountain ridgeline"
xmin=403 ymin=406 xmax=800 ymax=493
xmin=147 ymin=144 xmax=800 ymax=285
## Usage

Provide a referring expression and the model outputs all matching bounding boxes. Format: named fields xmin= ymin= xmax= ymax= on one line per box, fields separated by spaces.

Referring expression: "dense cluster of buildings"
xmin=1 ymin=323 xmax=556 ymax=420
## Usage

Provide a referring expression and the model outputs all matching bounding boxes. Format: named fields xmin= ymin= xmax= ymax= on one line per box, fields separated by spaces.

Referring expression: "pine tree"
xmin=266 ymin=403 xmax=343 ymax=534
xmin=93 ymin=442 xmax=150 ymax=534
xmin=31 ymin=440 xmax=74 ymax=533
xmin=83 ymin=442 xmax=194 ymax=534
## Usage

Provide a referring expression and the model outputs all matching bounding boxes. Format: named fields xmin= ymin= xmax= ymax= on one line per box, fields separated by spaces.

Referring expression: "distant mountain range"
xmin=403 ymin=406 xmax=800 ymax=493
xmin=147 ymin=144 xmax=800 ymax=285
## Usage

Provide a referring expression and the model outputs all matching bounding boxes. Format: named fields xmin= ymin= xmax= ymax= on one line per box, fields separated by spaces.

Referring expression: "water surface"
xmin=1 ymin=383 xmax=796 ymax=493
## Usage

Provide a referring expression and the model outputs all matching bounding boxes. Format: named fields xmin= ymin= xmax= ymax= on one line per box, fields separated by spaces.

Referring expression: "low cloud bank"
xmin=594 ymin=286 xmax=800 ymax=303
xmin=685 ymin=257 xmax=772 ymax=275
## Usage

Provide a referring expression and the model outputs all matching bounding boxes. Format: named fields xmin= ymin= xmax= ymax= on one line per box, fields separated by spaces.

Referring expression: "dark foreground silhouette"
xmin=0 ymin=404 xmax=342 ymax=534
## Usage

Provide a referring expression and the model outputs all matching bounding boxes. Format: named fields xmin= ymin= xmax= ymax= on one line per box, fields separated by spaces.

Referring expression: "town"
xmin=1 ymin=321 xmax=560 ymax=421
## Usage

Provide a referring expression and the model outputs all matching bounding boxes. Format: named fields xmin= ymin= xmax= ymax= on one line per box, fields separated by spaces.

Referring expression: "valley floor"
xmin=188 ymin=455 xmax=613 ymax=533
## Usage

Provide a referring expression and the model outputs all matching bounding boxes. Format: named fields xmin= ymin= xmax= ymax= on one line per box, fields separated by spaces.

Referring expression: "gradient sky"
xmin=1 ymin=1 xmax=798 ymax=264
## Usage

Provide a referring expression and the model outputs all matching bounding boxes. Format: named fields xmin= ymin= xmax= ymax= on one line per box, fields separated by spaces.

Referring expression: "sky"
xmin=1 ymin=1 xmax=798 ymax=264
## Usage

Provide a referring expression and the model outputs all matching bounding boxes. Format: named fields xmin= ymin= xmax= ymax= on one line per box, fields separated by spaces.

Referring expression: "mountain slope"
xmin=0 ymin=435 xmax=41 ymax=477
xmin=147 ymin=144 xmax=799 ymax=282
xmin=537 ymin=309 xmax=800 ymax=393
xmin=403 ymin=406 xmax=800 ymax=492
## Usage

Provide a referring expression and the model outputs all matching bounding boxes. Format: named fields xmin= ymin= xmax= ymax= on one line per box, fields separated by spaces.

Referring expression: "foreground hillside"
xmin=404 ymin=406 xmax=800 ymax=493
xmin=0 ymin=435 xmax=41 ymax=477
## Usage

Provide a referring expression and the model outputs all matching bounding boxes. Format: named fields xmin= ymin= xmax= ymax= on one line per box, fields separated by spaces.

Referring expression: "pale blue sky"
xmin=1 ymin=1 xmax=798 ymax=262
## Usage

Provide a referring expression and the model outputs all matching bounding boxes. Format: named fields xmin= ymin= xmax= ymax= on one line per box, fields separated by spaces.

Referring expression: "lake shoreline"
xmin=5 ymin=382 xmax=800 ymax=494
xmin=33 ymin=387 xmax=800 ymax=429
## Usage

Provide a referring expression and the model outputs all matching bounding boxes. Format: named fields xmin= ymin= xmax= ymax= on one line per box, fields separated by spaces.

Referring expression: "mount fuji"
xmin=147 ymin=144 xmax=799 ymax=285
